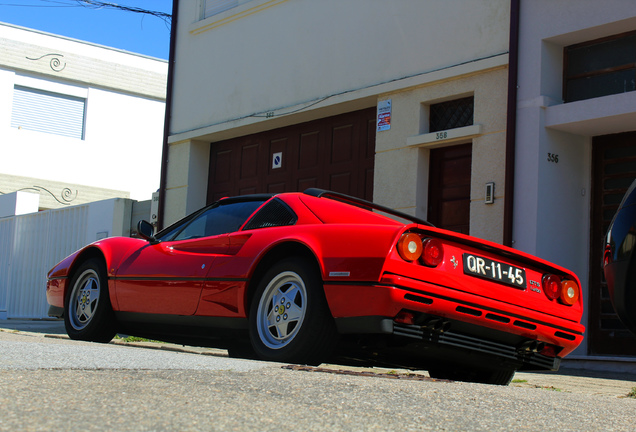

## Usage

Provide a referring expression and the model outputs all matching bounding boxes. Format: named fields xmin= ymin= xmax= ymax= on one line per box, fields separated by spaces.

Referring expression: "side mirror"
xmin=137 ymin=220 xmax=157 ymax=243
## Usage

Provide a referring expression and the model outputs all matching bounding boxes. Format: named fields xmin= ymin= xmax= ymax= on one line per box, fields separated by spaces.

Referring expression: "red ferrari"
xmin=47 ymin=189 xmax=584 ymax=384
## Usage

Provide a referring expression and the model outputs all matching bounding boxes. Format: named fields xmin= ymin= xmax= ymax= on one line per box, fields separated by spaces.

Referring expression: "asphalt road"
xmin=1 ymin=329 xmax=635 ymax=431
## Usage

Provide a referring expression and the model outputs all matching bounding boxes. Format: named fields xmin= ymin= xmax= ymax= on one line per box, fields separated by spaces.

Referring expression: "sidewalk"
xmin=0 ymin=318 xmax=66 ymax=334
xmin=2 ymin=319 xmax=635 ymax=398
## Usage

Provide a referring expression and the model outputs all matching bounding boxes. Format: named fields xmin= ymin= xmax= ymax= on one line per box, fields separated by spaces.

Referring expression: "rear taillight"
xmin=542 ymin=274 xmax=580 ymax=306
xmin=397 ymin=234 xmax=444 ymax=267
xmin=560 ymin=280 xmax=580 ymax=306
xmin=542 ymin=274 xmax=561 ymax=300
xmin=397 ymin=233 xmax=423 ymax=261
xmin=421 ymin=238 xmax=444 ymax=267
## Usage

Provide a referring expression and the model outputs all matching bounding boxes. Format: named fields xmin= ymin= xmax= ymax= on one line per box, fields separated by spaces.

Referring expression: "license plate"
xmin=462 ymin=253 xmax=527 ymax=289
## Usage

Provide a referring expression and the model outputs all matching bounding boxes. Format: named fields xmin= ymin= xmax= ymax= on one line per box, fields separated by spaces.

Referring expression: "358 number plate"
xmin=462 ymin=253 xmax=526 ymax=289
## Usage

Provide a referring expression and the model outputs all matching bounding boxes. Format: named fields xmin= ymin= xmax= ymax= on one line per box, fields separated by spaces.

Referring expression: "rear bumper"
xmin=324 ymin=274 xmax=584 ymax=363
xmin=334 ymin=315 xmax=561 ymax=370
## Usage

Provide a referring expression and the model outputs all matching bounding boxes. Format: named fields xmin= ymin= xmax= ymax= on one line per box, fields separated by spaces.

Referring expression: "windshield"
xmin=156 ymin=199 xmax=267 ymax=242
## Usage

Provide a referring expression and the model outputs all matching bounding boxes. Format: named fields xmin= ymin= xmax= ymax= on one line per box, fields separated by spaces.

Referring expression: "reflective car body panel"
xmin=603 ymin=179 xmax=636 ymax=334
xmin=325 ymin=224 xmax=584 ymax=358
xmin=47 ymin=189 xmax=585 ymax=375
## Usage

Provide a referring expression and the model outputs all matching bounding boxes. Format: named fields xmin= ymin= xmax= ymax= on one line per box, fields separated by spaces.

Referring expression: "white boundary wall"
xmin=0 ymin=197 xmax=132 ymax=319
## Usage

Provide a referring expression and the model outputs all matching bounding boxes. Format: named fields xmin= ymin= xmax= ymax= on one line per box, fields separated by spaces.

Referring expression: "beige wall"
xmin=0 ymin=23 xmax=166 ymax=100
xmin=170 ymin=0 xmax=510 ymax=143
xmin=374 ymin=67 xmax=508 ymax=243
xmin=166 ymin=0 xmax=512 ymax=230
xmin=0 ymin=23 xmax=167 ymax=202
xmin=0 ymin=174 xmax=129 ymax=210
xmin=163 ymin=139 xmax=210 ymax=225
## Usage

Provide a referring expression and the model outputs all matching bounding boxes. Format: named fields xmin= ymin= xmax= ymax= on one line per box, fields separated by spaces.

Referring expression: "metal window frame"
xmin=563 ymin=30 xmax=636 ymax=103
xmin=11 ymin=85 xmax=86 ymax=140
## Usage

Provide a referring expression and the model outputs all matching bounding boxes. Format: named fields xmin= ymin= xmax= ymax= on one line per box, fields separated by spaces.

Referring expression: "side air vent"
xmin=456 ymin=306 xmax=482 ymax=317
xmin=513 ymin=320 xmax=537 ymax=330
xmin=404 ymin=293 xmax=433 ymax=305
xmin=244 ymin=198 xmax=298 ymax=230
xmin=485 ymin=313 xmax=511 ymax=324
xmin=554 ymin=331 xmax=576 ymax=341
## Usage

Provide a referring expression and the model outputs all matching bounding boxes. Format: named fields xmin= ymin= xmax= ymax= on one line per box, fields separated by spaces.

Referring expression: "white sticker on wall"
xmin=377 ymin=99 xmax=392 ymax=131
xmin=272 ymin=152 xmax=283 ymax=169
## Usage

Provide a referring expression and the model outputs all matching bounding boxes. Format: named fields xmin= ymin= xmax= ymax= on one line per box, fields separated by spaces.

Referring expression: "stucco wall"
xmin=163 ymin=139 xmax=211 ymax=226
xmin=165 ymin=0 xmax=511 ymax=226
xmin=0 ymin=23 xmax=168 ymax=202
xmin=0 ymin=22 xmax=166 ymax=100
xmin=170 ymin=0 xmax=510 ymax=141
xmin=515 ymin=0 xmax=636 ymax=355
xmin=374 ymin=66 xmax=509 ymax=243
xmin=515 ymin=3 xmax=636 ymax=268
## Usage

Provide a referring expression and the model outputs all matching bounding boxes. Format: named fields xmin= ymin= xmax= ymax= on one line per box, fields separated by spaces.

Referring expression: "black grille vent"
xmin=513 ymin=320 xmax=536 ymax=330
xmin=429 ymin=96 xmax=474 ymax=132
xmin=244 ymin=199 xmax=297 ymax=230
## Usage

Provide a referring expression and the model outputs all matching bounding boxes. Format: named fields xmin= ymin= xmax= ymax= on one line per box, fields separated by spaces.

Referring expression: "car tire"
xmin=428 ymin=366 xmax=516 ymax=386
xmin=64 ymin=258 xmax=117 ymax=343
xmin=249 ymin=257 xmax=337 ymax=365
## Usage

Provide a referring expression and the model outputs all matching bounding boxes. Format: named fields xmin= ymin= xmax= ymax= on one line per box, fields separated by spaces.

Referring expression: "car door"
xmin=114 ymin=198 xmax=269 ymax=316
xmin=114 ymin=236 xmax=228 ymax=315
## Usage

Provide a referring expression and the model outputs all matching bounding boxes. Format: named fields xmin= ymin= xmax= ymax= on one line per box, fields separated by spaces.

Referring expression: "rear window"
xmin=298 ymin=195 xmax=402 ymax=226
xmin=243 ymin=198 xmax=297 ymax=230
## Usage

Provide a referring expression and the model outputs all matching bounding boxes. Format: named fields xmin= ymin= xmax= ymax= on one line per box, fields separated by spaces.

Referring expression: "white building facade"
xmin=163 ymin=0 xmax=636 ymax=362
xmin=164 ymin=0 xmax=511 ymax=246
xmin=0 ymin=23 xmax=168 ymax=208
xmin=515 ymin=0 xmax=636 ymax=358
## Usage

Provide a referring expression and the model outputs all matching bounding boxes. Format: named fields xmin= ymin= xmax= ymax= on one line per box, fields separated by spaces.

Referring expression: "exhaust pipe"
xmin=518 ymin=340 xmax=545 ymax=353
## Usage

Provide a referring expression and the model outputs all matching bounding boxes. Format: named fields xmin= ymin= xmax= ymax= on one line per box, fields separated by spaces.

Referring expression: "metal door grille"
xmin=429 ymin=97 xmax=474 ymax=133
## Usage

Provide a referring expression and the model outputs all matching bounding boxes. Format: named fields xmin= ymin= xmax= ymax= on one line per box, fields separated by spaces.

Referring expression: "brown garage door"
xmin=207 ymin=108 xmax=376 ymax=204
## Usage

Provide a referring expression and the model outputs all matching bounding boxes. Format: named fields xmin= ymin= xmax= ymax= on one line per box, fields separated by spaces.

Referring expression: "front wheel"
xmin=249 ymin=258 xmax=337 ymax=365
xmin=64 ymin=258 xmax=116 ymax=343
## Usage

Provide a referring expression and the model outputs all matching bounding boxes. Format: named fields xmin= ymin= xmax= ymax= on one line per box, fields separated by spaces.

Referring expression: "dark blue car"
xmin=603 ymin=179 xmax=636 ymax=335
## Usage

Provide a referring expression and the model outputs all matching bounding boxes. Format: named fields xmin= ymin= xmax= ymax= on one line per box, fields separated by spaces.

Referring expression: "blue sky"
xmin=0 ymin=0 xmax=172 ymax=59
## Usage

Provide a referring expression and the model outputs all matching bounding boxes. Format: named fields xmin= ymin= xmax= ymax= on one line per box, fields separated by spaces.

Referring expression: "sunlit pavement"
xmin=1 ymin=319 xmax=635 ymax=398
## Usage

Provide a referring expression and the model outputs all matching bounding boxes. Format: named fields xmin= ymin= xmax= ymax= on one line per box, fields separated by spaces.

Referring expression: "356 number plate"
xmin=462 ymin=253 xmax=526 ymax=289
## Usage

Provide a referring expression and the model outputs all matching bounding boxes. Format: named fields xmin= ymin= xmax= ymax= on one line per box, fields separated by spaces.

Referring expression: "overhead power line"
xmin=0 ymin=0 xmax=171 ymax=26
xmin=74 ymin=0 xmax=171 ymax=25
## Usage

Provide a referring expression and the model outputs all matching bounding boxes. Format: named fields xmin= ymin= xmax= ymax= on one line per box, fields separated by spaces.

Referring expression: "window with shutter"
xmin=11 ymin=86 xmax=86 ymax=140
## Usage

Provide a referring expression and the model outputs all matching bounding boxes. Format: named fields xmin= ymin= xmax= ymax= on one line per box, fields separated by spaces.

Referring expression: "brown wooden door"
xmin=589 ymin=132 xmax=636 ymax=356
xmin=207 ymin=108 xmax=375 ymax=203
xmin=427 ymin=143 xmax=472 ymax=234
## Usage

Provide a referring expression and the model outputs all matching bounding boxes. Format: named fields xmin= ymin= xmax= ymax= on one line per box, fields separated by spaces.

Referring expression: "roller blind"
xmin=203 ymin=0 xmax=238 ymax=18
xmin=11 ymin=85 xmax=86 ymax=140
